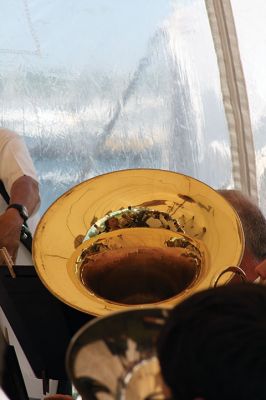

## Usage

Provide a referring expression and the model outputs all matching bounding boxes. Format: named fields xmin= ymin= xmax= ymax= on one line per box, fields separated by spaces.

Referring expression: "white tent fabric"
xmin=205 ymin=0 xmax=258 ymax=203
xmin=0 ymin=0 xmax=234 ymax=215
xmin=0 ymin=1 xmax=263 ymax=212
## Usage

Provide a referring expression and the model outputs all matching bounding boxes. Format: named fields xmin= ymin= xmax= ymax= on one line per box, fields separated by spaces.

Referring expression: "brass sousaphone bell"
xmin=32 ymin=169 xmax=245 ymax=316
xmin=66 ymin=307 xmax=170 ymax=400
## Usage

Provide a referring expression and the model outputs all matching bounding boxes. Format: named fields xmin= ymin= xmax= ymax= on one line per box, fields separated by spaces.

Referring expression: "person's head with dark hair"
xmin=218 ymin=189 xmax=266 ymax=281
xmin=157 ymin=283 xmax=266 ymax=400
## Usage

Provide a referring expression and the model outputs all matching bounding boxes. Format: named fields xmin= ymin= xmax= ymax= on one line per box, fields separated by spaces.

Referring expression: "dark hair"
xmin=157 ymin=283 xmax=266 ymax=400
xmin=218 ymin=189 xmax=266 ymax=261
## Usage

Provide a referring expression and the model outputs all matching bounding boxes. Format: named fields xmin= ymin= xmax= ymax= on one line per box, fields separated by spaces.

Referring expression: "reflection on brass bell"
xmin=33 ymin=169 xmax=244 ymax=316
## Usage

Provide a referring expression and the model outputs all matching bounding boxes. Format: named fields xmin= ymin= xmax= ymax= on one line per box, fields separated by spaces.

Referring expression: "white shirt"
xmin=0 ymin=388 xmax=9 ymax=400
xmin=0 ymin=129 xmax=40 ymax=265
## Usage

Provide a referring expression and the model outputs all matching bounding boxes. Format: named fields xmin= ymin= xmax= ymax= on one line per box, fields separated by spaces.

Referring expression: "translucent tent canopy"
xmin=0 ymin=0 xmax=265 ymax=215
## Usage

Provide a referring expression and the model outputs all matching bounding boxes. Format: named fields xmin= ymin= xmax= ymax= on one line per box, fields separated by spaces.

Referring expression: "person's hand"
xmin=0 ymin=209 xmax=23 ymax=262
xmin=255 ymin=259 xmax=266 ymax=281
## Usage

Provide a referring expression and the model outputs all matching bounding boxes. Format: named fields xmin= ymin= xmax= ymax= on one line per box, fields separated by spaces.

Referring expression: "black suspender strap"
xmin=0 ymin=180 xmax=10 ymax=204
xmin=0 ymin=180 xmax=32 ymax=254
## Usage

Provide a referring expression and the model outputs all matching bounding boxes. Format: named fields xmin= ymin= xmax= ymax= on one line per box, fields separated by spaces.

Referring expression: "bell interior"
xmin=80 ymin=247 xmax=201 ymax=305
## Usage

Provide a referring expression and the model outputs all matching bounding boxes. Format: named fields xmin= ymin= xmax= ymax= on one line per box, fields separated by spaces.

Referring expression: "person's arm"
xmin=8 ymin=175 xmax=40 ymax=215
xmin=0 ymin=175 xmax=40 ymax=261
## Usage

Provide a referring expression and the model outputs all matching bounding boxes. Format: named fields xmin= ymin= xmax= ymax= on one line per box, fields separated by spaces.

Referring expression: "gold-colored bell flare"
xmin=32 ymin=169 xmax=244 ymax=316
xmin=66 ymin=307 xmax=170 ymax=400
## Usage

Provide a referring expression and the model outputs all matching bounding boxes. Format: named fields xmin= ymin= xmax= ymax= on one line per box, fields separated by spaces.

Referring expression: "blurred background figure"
xmin=0 ymin=129 xmax=55 ymax=399
xmin=219 ymin=189 xmax=266 ymax=281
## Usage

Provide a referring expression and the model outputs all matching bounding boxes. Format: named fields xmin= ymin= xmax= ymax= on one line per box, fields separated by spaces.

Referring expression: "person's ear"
xmin=255 ymin=259 xmax=266 ymax=280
